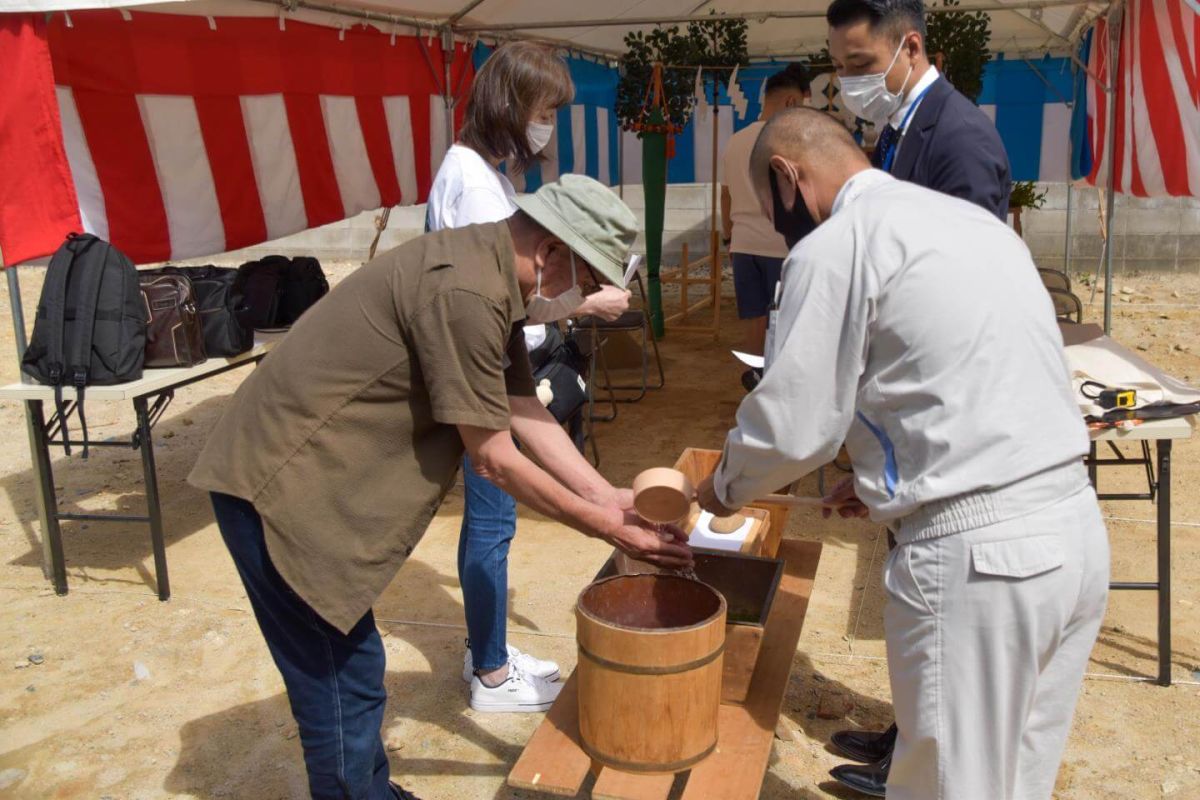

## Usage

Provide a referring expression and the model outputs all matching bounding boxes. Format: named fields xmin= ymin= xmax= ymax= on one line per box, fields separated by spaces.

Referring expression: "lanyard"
xmin=882 ymin=82 xmax=935 ymax=173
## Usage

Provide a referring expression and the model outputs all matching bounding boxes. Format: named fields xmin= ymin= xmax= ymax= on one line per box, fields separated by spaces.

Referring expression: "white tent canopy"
xmin=2 ymin=0 xmax=1108 ymax=57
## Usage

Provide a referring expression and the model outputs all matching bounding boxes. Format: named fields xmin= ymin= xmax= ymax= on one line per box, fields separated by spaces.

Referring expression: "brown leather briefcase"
xmin=137 ymin=272 xmax=207 ymax=368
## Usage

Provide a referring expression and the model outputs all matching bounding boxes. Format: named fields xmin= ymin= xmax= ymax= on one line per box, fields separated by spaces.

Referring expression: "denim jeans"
xmin=210 ymin=493 xmax=394 ymax=800
xmin=459 ymin=455 xmax=517 ymax=673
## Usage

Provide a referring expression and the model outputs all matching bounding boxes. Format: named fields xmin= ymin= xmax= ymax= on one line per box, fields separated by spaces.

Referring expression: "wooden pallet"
xmin=508 ymin=539 xmax=822 ymax=799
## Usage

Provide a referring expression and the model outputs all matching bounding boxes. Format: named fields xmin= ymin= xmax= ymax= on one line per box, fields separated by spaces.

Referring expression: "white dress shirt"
xmin=713 ymin=168 xmax=1089 ymax=522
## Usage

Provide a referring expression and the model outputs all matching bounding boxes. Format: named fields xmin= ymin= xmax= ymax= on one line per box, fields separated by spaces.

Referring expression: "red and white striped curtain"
xmin=0 ymin=11 xmax=472 ymax=267
xmin=1085 ymin=0 xmax=1200 ymax=198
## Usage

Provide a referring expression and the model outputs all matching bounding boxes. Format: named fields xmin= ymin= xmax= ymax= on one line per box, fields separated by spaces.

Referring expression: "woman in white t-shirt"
xmin=426 ymin=42 xmax=629 ymax=714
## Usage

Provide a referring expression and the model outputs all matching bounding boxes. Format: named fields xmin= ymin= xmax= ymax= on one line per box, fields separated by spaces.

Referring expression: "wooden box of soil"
xmin=673 ymin=447 xmax=799 ymax=558
xmin=595 ymin=549 xmax=784 ymax=704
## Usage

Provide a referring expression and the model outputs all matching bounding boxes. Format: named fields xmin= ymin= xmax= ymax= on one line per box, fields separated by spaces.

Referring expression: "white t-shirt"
xmin=721 ymin=121 xmax=789 ymax=259
xmin=425 ymin=144 xmax=547 ymax=350
xmin=426 ymin=144 xmax=518 ymax=230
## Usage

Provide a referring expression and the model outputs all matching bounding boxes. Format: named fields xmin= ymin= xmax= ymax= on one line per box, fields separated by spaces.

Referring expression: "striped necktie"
xmin=876 ymin=125 xmax=900 ymax=172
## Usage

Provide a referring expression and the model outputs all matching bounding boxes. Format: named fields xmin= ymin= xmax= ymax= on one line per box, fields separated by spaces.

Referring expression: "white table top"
xmin=0 ymin=335 xmax=279 ymax=402
xmin=1058 ymin=323 xmax=1195 ymax=443
xmin=1090 ymin=415 xmax=1195 ymax=442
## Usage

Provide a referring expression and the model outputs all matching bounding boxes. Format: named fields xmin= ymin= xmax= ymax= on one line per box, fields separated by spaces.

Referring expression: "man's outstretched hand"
xmin=822 ymin=476 xmax=869 ymax=519
xmin=695 ymin=475 xmax=738 ymax=518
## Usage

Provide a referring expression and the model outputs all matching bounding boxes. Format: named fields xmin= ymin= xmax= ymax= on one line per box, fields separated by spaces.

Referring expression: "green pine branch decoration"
xmin=615 ymin=15 xmax=749 ymax=135
xmin=925 ymin=0 xmax=991 ymax=103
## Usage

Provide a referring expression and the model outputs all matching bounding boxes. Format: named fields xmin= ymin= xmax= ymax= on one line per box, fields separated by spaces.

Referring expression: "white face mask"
xmin=526 ymin=251 xmax=585 ymax=324
xmin=838 ymin=39 xmax=913 ymax=126
xmin=527 ymin=121 xmax=554 ymax=154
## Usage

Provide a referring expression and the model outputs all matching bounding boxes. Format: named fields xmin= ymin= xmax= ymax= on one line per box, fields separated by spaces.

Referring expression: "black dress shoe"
xmin=830 ymin=722 xmax=897 ymax=763
xmin=389 ymin=782 xmax=423 ymax=800
xmin=829 ymin=753 xmax=890 ymax=798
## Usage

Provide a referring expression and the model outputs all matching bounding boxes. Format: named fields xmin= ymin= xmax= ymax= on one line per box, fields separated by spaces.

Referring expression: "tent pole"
xmin=442 ymin=28 xmax=456 ymax=145
xmin=5 ymin=267 xmax=54 ymax=578
xmin=1064 ymin=183 xmax=1073 ymax=273
xmin=7 ymin=267 xmax=28 ymax=362
xmin=618 ymin=129 xmax=624 ymax=200
xmin=710 ymin=98 xmax=720 ymax=339
xmin=1102 ymin=4 xmax=1121 ymax=335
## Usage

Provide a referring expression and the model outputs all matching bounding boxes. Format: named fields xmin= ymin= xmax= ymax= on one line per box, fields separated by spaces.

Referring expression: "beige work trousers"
xmin=884 ymin=476 xmax=1109 ymax=800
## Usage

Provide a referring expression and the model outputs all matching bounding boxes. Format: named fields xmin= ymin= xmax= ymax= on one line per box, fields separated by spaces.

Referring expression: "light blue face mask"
xmin=525 ymin=251 xmax=585 ymax=324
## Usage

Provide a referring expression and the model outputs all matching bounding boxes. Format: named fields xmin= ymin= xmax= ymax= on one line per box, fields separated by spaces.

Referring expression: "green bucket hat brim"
xmin=512 ymin=193 xmax=627 ymax=288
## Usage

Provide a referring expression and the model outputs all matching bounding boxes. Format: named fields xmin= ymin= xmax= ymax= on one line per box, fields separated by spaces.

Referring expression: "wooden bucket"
xmin=576 ymin=574 xmax=726 ymax=773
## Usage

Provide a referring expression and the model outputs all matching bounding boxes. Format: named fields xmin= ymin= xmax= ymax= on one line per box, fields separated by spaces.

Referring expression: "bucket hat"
xmin=513 ymin=174 xmax=639 ymax=287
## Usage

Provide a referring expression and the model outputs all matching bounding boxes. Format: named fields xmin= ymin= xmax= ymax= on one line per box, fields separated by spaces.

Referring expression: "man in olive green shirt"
xmin=190 ymin=175 xmax=690 ymax=800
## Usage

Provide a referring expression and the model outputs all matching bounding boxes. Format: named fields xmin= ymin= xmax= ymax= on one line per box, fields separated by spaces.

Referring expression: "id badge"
xmin=762 ymin=280 xmax=782 ymax=373
xmin=763 ymin=309 xmax=777 ymax=373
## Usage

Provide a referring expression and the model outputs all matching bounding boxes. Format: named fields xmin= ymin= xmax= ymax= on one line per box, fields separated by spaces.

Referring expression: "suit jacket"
xmin=871 ymin=75 xmax=1012 ymax=220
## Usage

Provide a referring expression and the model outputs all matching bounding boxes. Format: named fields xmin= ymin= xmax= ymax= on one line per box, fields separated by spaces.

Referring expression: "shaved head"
xmin=749 ymin=108 xmax=871 ymax=226
xmin=750 ymin=108 xmax=868 ymax=201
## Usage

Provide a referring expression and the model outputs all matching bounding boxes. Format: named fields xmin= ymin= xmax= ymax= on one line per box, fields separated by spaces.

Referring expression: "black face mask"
xmin=769 ymin=169 xmax=817 ymax=250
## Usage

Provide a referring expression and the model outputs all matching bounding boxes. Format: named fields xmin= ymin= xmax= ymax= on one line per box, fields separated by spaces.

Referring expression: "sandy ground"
xmin=0 ymin=262 xmax=1198 ymax=800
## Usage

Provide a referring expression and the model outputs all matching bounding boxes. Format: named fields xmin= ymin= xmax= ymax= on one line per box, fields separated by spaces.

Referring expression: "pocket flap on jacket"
xmin=971 ymin=535 xmax=1065 ymax=579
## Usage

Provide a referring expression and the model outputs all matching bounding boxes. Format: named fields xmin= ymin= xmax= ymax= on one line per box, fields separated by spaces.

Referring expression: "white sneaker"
xmin=461 ymin=642 xmax=560 ymax=684
xmin=469 ymin=665 xmax=563 ymax=713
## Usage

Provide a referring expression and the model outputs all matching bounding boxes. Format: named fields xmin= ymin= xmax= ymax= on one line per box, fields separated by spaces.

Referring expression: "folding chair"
xmin=1038 ymin=267 xmax=1072 ymax=293
xmin=1048 ymin=287 xmax=1083 ymax=323
xmin=565 ymin=321 xmax=617 ymax=453
xmin=575 ymin=272 xmax=665 ymax=403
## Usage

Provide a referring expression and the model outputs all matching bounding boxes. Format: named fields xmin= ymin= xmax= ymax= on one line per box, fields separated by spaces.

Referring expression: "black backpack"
xmin=145 ymin=266 xmax=252 ymax=357
xmin=277 ymin=256 xmax=329 ymax=326
xmin=234 ymin=255 xmax=328 ymax=331
xmin=22 ymin=233 xmax=146 ymax=457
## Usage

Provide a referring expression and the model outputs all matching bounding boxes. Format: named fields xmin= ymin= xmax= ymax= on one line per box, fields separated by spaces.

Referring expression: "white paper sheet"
xmin=689 ymin=510 xmax=753 ymax=552
xmin=623 ymin=254 xmax=642 ymax=286
xmin=732 ymin=350 xmax=765 ymax=369
xmin=1065 ymin=335 xmax=1200 ymax=416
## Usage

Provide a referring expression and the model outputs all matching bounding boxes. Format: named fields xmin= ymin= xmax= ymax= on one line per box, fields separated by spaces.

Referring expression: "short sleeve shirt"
xmin=189 ymin=222 xmax=534 ymax=633
xmin=721 ymin=121 xmax=789 ymax=259
xmin=426 ymin=144 xmax=518 ymax=231
xmin=427 ymin=145 xmax=549 ymax=353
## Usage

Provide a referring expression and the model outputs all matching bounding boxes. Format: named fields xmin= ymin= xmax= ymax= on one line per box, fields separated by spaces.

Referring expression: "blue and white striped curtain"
xmin=620 ymin=62 xmax=786 ymax=186
xmin=976 ymin=55 xmax=1076 ymax=182
xmin=472 ymin=46 xmax=1080 ymax=187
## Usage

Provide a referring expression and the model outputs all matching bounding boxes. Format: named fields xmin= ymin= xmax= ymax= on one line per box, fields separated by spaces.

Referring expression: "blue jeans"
xmin=210 ymin=493 xmax=393 ymax=800
xmin=459 ymin=456 xmax=517 ymax=673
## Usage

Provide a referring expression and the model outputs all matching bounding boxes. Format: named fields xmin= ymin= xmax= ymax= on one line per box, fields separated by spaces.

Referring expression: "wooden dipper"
xmin=632 ymin=467 xmax=694 ymax=525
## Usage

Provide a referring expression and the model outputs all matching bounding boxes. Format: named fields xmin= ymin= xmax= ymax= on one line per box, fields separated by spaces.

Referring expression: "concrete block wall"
xmin=1018 ymin=183 xmax=1200 ymax=276
xmin=198 ymin=182 xmax=1200 ymax=276
xmin=198 ymin=184 xmax=721 ymax=268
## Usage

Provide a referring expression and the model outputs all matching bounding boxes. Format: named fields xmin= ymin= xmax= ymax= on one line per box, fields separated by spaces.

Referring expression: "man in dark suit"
xmin=830 ymin=0 xmax=1011 ymax=219
xmin=822 ymin=0 xmax=1013 ymax=795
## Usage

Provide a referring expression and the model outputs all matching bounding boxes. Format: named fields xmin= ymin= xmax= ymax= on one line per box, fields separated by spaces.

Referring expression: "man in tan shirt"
xmin=189 ymin=175 xmax=691 ymax=800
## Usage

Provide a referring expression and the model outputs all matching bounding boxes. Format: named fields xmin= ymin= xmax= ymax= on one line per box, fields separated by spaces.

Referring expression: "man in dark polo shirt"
xmin=189 ymin=175 xmax=692 ymax=800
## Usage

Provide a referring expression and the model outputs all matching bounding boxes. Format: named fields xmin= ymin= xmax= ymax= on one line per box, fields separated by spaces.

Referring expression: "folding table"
xmin=0 ymin=337 xmax=278 ymax=600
